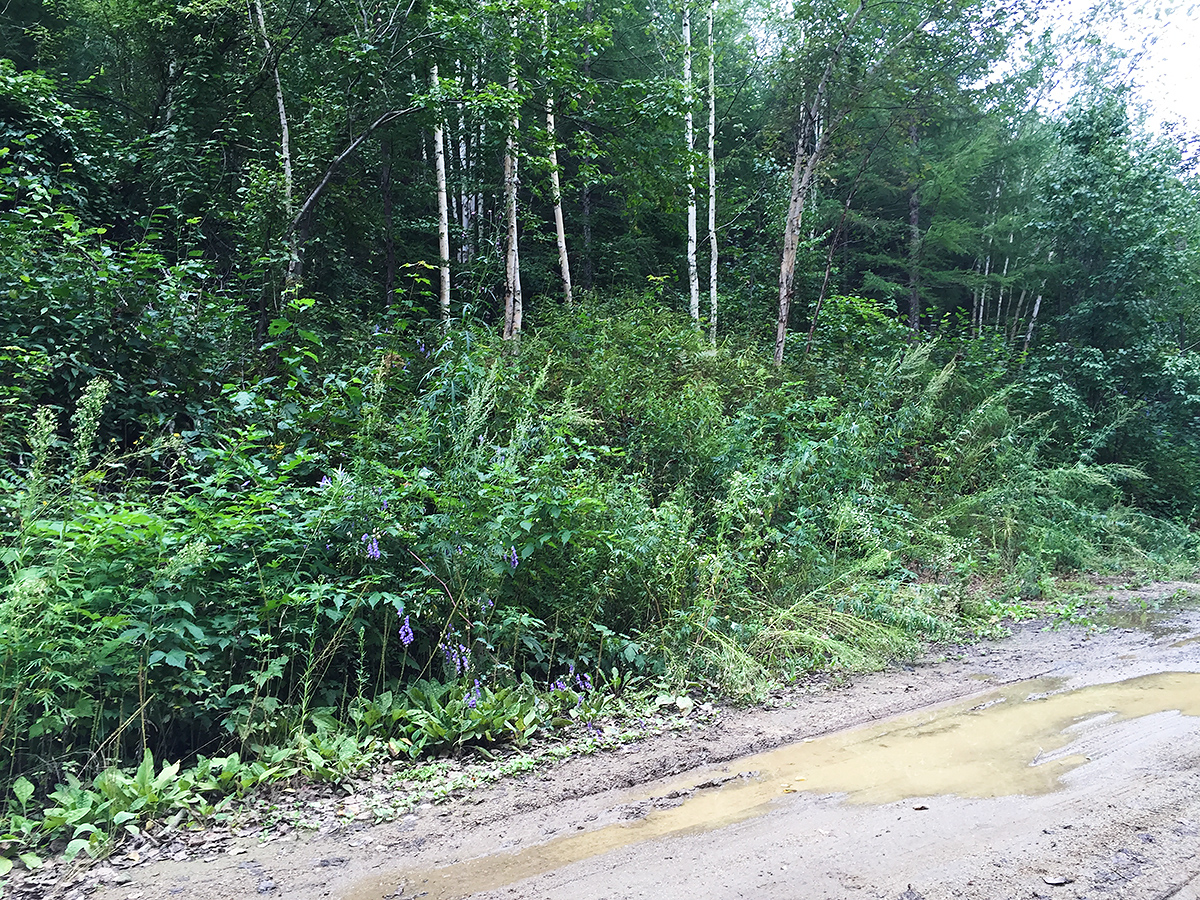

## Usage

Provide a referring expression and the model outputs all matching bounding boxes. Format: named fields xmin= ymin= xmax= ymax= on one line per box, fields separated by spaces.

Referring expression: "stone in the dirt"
xmin=1041 ymin=875 xmax=1074 ymax=885
xmin=898 ymin=886 xmax=926 ymax=900
xmin=257 ymin=878 xmax=276 ymax=893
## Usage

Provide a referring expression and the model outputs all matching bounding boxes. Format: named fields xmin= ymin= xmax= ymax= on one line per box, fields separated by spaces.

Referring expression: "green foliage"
xmin=4 ymin=0 xmax=1200 ymax=871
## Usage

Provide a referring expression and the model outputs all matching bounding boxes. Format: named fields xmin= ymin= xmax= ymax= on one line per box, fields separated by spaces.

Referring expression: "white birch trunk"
xmin=544 ymin=11 xmax=573 ymax=308
xmin=683 ymin=3 xmax=700 ymax=322
xmin=251 ymin=0 xmax=299 ymax=285
xmin=432 ymin=63 xmax=451 ymax=322
xmin=707 ymin=0 xmax=717 ymax=343
xmin=995 ymin=232 xmax=1012 ymax=330
xmin=503 ymin=18 xmax=523 ymax=340
xmin=774 ymin=0 xmax=866 ymax=367
xmin=456 ymin=61 xmax=471 ymax=265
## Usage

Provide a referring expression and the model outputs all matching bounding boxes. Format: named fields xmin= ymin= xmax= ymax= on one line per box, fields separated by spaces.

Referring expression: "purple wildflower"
xmin=398 ymin=614 xmax=414 ymax=647
xmin=440 ymin=641 xmax=470 ymax=677
xmin=318 ymin=475 xmax=332 ymax=489
xmin=362 ymin=534 xmax=381 ymax=560
xmin=507 ymin=546 xmax=519 ymax=569
xmin=466 ymin=678 xmax=482 ymax=709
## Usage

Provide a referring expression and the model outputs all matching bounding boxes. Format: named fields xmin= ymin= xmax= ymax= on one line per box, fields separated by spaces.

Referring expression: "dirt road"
xmin=78 ymin=582 xmax=1200 ymax=900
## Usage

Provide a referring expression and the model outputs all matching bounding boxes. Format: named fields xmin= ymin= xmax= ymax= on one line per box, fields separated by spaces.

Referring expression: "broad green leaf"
xmin=11 ymin=776 xmax=33 ymax=807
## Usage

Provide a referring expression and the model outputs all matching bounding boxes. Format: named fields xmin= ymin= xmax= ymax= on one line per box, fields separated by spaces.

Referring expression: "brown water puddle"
xmin=345 ymin=671 xmax=1200 ymax=900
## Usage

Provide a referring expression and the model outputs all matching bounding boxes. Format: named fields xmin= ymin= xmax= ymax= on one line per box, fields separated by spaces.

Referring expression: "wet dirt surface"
xmin=61 ymin=582 xmax=1200 ymax=900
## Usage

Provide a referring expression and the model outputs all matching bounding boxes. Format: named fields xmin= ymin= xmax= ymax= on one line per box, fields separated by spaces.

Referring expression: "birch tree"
xmin=502 ymin=8 xmax=523 ymax=341
xmin=707 ymin=0 xmax=717 ymax=342
xmin=544 ymin=10 xmax=573 ymax=308
xmin=683 ymin=1 xmax=700 ymax=323
xmin=432 ymin=63 xmax=452 ymax=322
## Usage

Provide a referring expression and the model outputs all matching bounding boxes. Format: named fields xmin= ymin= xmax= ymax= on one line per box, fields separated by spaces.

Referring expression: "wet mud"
xmin=364 ymin=671 xmax=1200 ymax=900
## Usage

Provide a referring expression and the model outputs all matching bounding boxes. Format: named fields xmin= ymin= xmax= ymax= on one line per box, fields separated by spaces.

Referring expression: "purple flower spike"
xmin=398 ymin=614 xmax=414 ymax=647
xmin=440 ymin=640 xmax=470 ymax=677
xmin=507 ymin=546 xmax=519 ymax=570
xmin=364 ymin=536 xmax=381 ymax=560
xmin=318 ymin=475 xmax=332 ymax=489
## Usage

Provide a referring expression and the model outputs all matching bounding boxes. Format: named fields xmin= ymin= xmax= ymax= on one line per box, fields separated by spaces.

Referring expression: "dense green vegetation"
xmin=2 ymin=0 xmax=1200 ymax=873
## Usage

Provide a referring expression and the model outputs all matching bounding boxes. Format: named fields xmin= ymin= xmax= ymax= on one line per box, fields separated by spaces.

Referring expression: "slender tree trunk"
xmin=683 ymin=3 xmax=700 ymax=322
xmin=581 ymin=181 xmax=593 ymax=292
xmin=544 ymin=12 xmax=573 ymax=308
xmin=251 ymin=0 xmax=300 ymax=288
xmin=976 ymin=252 xmax=991 ymax=335
xmin=774 ymin=128 xmax=829 ymax=366
xmin=1010 ymin=285 xmax=1027 ymax=343
xmin=432 ymin=64 xmax=451 ymax=322
xmin=456 ymin=61 xmax=471 ymax=265
xmin=473 ymin=68 xmax=484 ymax=262
xmin=381 ymin=139 xmax=396 ymax=303
xmin=774 ymin=0 xmax=865 ymax=367
xmin=995 ymin=233 xmax=1012 ymax=330
xmin=1023 ymin=290 xmax=1043 ymax=355
xmin=907 ymin=187 xmax=921 ymax=332
xmin=1022 ymin=250 xmax=1054 ymax=354
xmin=502 ymin=18 xmax=523 ymax=341
xmin=579 ymin=0 xmax=595 ymax=292
xmin=969 ymin=260 xmax=981 ymax=333
xmin=706 ymin=0 xmax=717 ymax=343
xmin=906 ymin=122 xmax=920 ymax=333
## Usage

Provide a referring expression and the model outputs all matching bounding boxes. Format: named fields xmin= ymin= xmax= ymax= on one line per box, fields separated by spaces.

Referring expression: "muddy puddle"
xmin=1099 ymin=607 xmax=1180 ymax=636
xmin=347 ymin=671 xmax=1200 ymax=900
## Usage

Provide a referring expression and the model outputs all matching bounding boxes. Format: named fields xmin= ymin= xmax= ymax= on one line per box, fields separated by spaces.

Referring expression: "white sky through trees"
xmin=1044 ymin=0 xmax=1200 ymax=133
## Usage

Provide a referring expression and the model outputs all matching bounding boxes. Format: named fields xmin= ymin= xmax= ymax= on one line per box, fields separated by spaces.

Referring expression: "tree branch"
xmin=288 ymin=106 xmax=418 ymax=235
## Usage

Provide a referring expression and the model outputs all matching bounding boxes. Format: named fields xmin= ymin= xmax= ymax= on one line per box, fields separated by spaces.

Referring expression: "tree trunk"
xmin=774 ymin=128 xmax=829 ymax=366
xmin=907 ymin=186 xmax=920 ymax=332
xmin=773 ymin=0 xmax=865 ymax=367
xmin=976 ymin=252 xmax=991 ymax=335
xmin=502 ymin=18 xmax=523 ymax=341
xmin=381 ymin=139 xmax=396 ymax=303
xmin=432 ymin=63 xmax=451 ymax=322
xmin=580 ymin=0 xmax=594 ymax=293
xmin=1023 ymin=251 xmax=1054 ymax=354
xmin=1010 ymin=285 xmax=1027 ymax=343
xmin=1022 ymin=290 xmax=1042 ymax=355
xmin=906 ymin=123 xmax=920 ymax=333
xmin=251 ymin=0 xmax=301 ymax=289
xmin=456 ymin=61 xmax=472 ymax=265
xmin=545 ymin=11 xmax=573 ymax=308
xmin=683 ymin=3 xmax=700 ymax=322
xmin=995 ymin=233 xmax=1012 ymax=330
xmin=706 ymin=0 xmax=717 ymax=343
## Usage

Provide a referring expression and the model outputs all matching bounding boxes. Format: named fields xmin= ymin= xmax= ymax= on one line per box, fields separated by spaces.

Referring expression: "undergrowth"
xmin=2 ymin=296 xmax=1197 ymax=875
